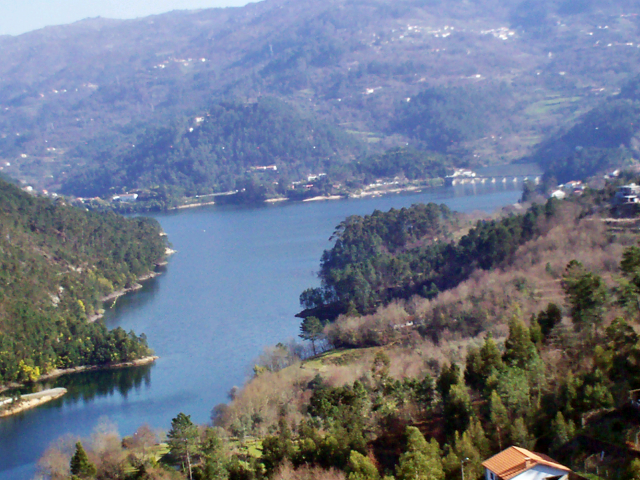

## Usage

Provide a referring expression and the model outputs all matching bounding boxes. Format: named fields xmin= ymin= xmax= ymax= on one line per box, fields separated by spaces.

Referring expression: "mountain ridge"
xmin=0 ymin=0 xmax=638 ymax=194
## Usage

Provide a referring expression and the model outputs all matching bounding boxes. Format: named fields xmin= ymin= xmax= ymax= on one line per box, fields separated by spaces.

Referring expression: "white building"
xmin=483 ymin=446 xmax=571 ymax=480
xmin=616 ymin=184 xmax=640 ymax=204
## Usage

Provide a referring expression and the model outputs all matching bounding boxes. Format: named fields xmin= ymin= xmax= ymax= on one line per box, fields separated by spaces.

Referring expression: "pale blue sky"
xmin=0 ymin=0 xmax=256 ymax=36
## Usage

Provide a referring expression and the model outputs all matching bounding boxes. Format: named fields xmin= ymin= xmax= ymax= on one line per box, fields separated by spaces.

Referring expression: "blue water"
xmin=0 ymin=182 xmax=522 ymax=479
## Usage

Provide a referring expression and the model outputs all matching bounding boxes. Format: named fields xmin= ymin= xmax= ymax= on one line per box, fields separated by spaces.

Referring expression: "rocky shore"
xmin=0 ymin=388 xmax=68 ymax=418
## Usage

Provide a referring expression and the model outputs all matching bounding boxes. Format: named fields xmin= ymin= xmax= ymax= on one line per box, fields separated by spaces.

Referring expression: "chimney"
xmin=524 ymin=458 xmax=531 ymax=468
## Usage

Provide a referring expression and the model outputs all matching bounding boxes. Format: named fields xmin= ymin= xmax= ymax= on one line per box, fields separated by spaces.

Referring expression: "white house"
xmin=482 ymin=446 xmax=571 ymax=480
xmin=615 ymin=184 xmax=640 ymax=204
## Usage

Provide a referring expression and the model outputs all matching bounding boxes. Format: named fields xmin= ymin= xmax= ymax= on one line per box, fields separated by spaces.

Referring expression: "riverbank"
xmin=38 ymin=356 xmax=159 ymax=383
xmin=102 ymin=271 xmax=161 ymax=303
xmin=0 ymin=356 xmax=159 ymax=395
xmin=302 ymin=195 xmax=344 ymax=202
xmin=0 ymin=388 xmax=68 ymax=418
xmin=174 ymin=201 xmax=216 ymax=210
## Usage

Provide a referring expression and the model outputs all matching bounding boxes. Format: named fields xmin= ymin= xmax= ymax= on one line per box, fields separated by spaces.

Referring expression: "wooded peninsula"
xmin=0 ymin=177 xmax=167 ymax=390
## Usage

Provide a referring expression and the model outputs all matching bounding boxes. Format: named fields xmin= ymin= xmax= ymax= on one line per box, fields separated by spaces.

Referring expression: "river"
xmin=0 ymin=182 xmax=523 ymax=479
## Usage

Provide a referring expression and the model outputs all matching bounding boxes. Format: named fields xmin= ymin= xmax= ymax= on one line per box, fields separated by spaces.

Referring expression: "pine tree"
xmin=444 ymin=384 xmax=473 ymax=437
xmin=70 ymin=441 xmax=97 ymax=479
xmin=167 ymin=413 xmax=200 ymax=480
xmin=509 ymin=417 xmax=534 ymax=450
xmin=467 ymin=419 xmax=490 ymax=458
xmin=197 ymin=428 xmax=229 ymax=480
xmin=452 ymin=430 xmax=483 ymax=480
xmin=562 ymin=260 xmax=608 ymax=333
xmin=489 ymin=391 xmax=509 ymax=450
xmin=299 ymin=316 xmax=324 ymax=355
xmin=348 ymin=451 xmax=380 ymax=480
xmin=550 ymin=411 xmax=575 ymax=453
xmin=465 ymin=335 xmax=503 ymax=393
xmin=438 ymin=363 xmax=461 ymax=401
xmin=396 ymin=427 xmax=444 ymax=480
xmin=627 ymin=458 xmax=640 ymax=480
xmin=537 ymin=303 xmax=562 ymax=339
xmin=503 ymin=317 xmax=538 ymax=369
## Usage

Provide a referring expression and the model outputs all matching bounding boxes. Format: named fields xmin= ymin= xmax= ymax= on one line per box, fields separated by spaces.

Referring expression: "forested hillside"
xmin=62 ymin=97 xmax=365 ymax=198
xmin=0 ymin=0 xmax=639 ymax=195
xmin=0 ymin=178 xmax=166 ymax=385
xmin=36 ymin=180 xmax=640 ymax=480
xmin=531 ymin=75 xmax=640 ymax=183
xmin=300 ymin=199 xmax=560 ymax=319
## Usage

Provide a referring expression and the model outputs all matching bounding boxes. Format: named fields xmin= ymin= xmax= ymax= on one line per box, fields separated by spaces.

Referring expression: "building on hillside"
xmin=482 ymin=446 xmax=571 ymax=480
xmin=112 ymin=193 xmax=139 ymax=203
xmin=615 ymin=184 xmax=640 ymax=204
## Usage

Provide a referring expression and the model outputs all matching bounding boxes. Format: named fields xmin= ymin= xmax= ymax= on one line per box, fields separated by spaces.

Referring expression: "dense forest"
xmin=392 ymin=84 xmax=516 ymax=154
xmin=62 ymin=97 xmax=366 ymax=199
xmin=35 ymin=178 xmax=640 ymax=480
xmin=0 ymin=177 xmax=166 ymax=386
xmin=299 ymin=198 xmax=560 ymax=320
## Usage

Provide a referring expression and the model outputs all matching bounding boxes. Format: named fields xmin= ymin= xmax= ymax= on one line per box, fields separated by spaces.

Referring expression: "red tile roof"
xmin=482 ymin=446 xmax=571 ymax=480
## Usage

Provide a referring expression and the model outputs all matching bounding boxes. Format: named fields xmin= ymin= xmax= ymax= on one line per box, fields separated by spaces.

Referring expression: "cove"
xmin=0 ymin=182 xmax=522 ymax=479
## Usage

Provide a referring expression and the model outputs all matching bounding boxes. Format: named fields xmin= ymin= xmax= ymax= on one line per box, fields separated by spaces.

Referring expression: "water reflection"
xmin=104 ymin=271 xmax=164 ymax=327
xmin=51 ymin=364 xmax=153 ymax=404
xmin=0 ymin=183 xmax=525 ymax=480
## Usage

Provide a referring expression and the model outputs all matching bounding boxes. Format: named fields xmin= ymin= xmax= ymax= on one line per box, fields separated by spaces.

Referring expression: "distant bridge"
xmin=445 ymin=175 xmax=541 ymax=186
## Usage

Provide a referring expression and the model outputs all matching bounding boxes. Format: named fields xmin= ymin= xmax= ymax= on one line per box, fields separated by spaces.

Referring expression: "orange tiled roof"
xmin=482 ymin=446 xmax=571 ymax=480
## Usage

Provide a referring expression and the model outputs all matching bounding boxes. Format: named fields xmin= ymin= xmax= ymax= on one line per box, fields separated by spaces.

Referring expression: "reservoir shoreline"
xmin=0 ymin=389 xmax=68 ymax=418
xmin=0 ymin=264 xmax=168 ymax=394
xmin=0 ymin=356 xmax=159 ymax=396
xmin=0 ymin=182 xmax=525 ymax=480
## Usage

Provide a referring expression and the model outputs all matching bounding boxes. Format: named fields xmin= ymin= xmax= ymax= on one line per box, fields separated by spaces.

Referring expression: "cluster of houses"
xmin=550 ymin=181 xmax=585 ymax=200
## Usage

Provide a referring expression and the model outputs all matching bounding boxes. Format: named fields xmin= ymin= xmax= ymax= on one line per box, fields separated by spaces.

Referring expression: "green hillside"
xmin=62 ymin=97 xmax=365 ymax=198
xmin=0 ymin=177 xmax=166 ymax=385
xmin=531 ymin=76 xmax=640 ymax=183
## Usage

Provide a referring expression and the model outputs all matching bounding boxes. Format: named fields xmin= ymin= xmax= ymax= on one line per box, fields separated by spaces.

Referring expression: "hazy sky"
xmin=0 ymin=0 xmax=256 ymax=36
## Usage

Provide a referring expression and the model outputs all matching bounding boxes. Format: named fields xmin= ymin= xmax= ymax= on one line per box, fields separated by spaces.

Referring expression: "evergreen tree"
xmin=489 ymin=391 xmax=509 ymax=450
xmin=299 ymin=316 xmax=324 ymax=356
xmin=197 ymin=428 xmax=229 ymax=480
xmin=503 ymin=317 xmax=538 ymax=369
xmin=626 ymin=458 xmax=640 ymax=480
xmin=562 ymin=260 xmax=608 ymax=333
xmin=550 ymin=411 xmax=575 ymax=453
xmin=443 ymin=384 xmax=473 ymax=437
xmin=396 ymin=427 xmax=444 ymax=480
xmin=529 ymin=316 xmax=543 ymax=345
xmin=509 ymin=417 xmax=534 ymax=450
xmin=438 ymin=363 xmax=461 ymax=402
xmin=451 ymin=430 xmax=483 ymax=480
xmin=167 ymin=413 xmax=200 ymax=480
xmin=467 ymin=419 xmax=490 ymax=458
xmin=347 ymin=451 xmax=380 ymax=480
xmin=262 ymin=418 xmax=295 ymax=474
xmin=465 ymin=335 xmax=503 ymax=392
xmin=70 ymin=441 xmax=97 ymax=479
xmin=536 ymin=303 xmax=562 ymax=339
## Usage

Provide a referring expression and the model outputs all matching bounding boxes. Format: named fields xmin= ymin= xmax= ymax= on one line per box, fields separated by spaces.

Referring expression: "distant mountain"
xmin=0 ymin=0 xmax=638 ymax=193
xmin=61 ymin=97 xmax=365 ymax=197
